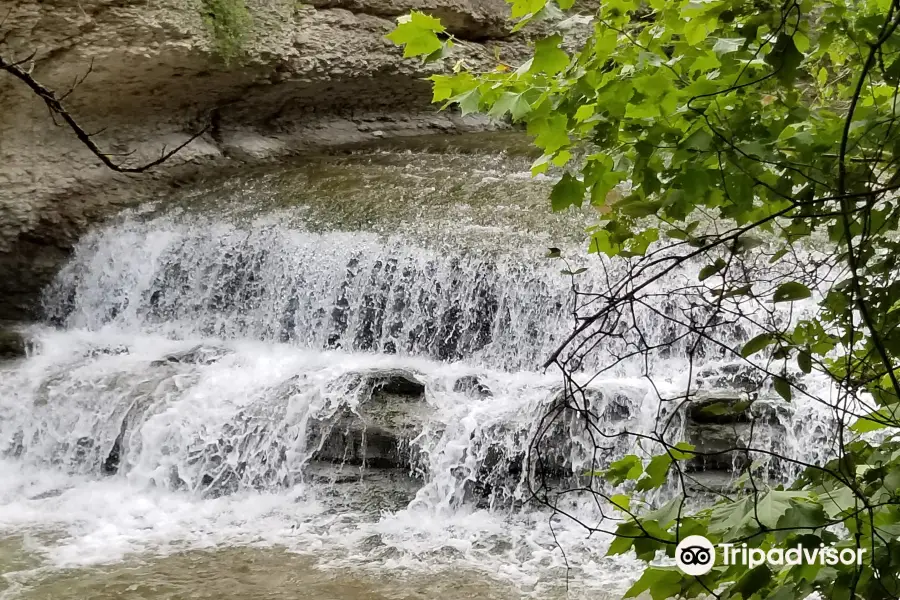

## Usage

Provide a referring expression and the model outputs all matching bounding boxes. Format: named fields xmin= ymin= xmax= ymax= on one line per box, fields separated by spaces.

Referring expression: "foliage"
xmin=389 ymin=1 xmax=900 ymax=598
xmin=200 ymin=0 xmax=252 ymax=64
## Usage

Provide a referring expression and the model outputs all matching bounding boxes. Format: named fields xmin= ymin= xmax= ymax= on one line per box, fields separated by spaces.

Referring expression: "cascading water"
xmin=0 ymin=143 xmax=837 ymax=599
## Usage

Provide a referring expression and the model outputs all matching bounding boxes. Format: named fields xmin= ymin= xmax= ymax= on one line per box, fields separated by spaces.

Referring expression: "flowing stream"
xmin=0 ymin=135 xmax=836 ymax=598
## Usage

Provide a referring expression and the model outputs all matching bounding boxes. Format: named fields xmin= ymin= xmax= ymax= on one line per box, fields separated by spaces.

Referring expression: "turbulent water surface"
xmin=0 ymin=136 xmax=834 ymax=598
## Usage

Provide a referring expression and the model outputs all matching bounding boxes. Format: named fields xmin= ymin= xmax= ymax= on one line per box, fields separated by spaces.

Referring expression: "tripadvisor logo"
xmin=675 ymin=536 xmax=716 ymax=576
xmin=674 ymin=535 xmax=867 ymax=576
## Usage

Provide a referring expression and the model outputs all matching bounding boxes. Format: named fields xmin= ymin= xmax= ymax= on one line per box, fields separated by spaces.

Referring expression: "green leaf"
xmin=670 ymin=442 xmax=696 ymax=461
xmin=609 ymin=493 xmax=631 ymax=511
xmin=684 ymin=19 xmax=709 ymax=46
xmin=628 ymin=228 xmax=659 ymax=256
xmin=712 ymin=37 xmax=744 ymax=55
xmin=774 ymin=281 xmax=812 ymax=303
xmin=531 ymin=35 xmax=569 ymax=75
xmin=774 ymin=375 xmax=792 ymax=402
xmin=509 ymin=0 xmax=547 ymax=18
xmin=589 ymin=229 xmax=623 ymax=257
xmin=699 ymin=258 xmax=726 ymax=281
xmin=386 ymin=11 xmax=445 ymax=58
xmin=741 ymin=333 xmax=774 ymax=358
xmin=529 ymin=114 xmax=570 ymax=153
xmin=635 ymin=454 xmax=672 ymax=491
xmin=681 ymin=129 xmax=712 ymax=151
xmin=606 ymin=454 xmax=643 ymax=484
xmin=606 ymin=531 xmax=636 ymax=555
xmin=624 ymin=568 xmax=682 ymax=600
xmin=488 ymin=92 xmax=521 ymax=118
xmin=776 ymin=498 xmax=828 ymax=531
xmin=711 ymin=490 xmax=809 ymax=539
xmin=643 ymin=496 xmax=683 ymax=527
xmin=550 ymin=173 xmax=586 ymax=211
xmin=734 ymin=235 xmax=765 ymax=252
xmin=765 ymin=33 xmax=804 ymax=84
xmin=851 ymin=406 xmax=900 ymax=433
xmin=797 ymin=350 xmax=812 ymax=374
xmin=574 ymin=104 xmax=595 ymax=121
xmin=730 ymin=564 xmax=773 ymax=598
xmin=454 ymin=89 xmax=481 ymax=115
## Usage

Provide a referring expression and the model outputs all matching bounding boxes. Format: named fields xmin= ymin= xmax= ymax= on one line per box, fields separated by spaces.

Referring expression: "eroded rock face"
xmin=0 ymin=0 xmax=549 ymax=320
xmin=309 ymin=369 xmax=430 ymax=468
xmin=308 ymin=0 xmax=513 ymax=39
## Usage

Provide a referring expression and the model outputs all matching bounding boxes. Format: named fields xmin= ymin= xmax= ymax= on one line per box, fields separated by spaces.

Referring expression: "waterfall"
xmin=0 ymin=149 xmax=839 ymax=595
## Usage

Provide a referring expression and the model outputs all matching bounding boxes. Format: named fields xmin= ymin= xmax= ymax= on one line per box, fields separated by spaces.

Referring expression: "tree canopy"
xmin=391 ymin=1 xmax=900 ymax=598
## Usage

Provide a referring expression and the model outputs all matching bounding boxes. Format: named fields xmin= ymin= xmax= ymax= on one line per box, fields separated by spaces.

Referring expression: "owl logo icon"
xmin=675 ymin=535 xmax=716 ymax=575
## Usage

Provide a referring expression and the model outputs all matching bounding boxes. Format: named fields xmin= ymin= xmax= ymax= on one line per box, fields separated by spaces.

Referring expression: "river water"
xmin=0 ymin=135 xmax=834 ymax=598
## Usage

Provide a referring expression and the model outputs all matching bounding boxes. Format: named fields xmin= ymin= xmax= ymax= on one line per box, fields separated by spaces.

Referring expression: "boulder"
xmin=695 ymin=363 xmax=766 ymax=393
xmin=684 ymin=392 xmax=791 ymax=476
xmin=309 ymin=369 xmax=430 ymax=468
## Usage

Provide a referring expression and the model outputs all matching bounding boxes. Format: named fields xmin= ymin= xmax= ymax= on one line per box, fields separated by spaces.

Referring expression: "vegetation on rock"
xmin=391 ymin=1 xmax=900 ymax=598
xmin=200 ymin=0 xmax=253 ymax=64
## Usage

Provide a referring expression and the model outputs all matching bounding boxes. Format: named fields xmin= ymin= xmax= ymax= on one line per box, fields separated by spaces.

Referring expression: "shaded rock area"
xmin=0 ymin=327 xmax=27 ymax=359
xmin=310 ymin=369 xmax=430 ymax=468
xmin=524 ymin=386 xmax=643 ymax=486
xmin=684 ymin=389 xmax=792 ymax=489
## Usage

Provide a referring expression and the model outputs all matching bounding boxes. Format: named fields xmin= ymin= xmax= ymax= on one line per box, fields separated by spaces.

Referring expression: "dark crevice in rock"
xmin=0 ymin=327 xmax=27 ymax=359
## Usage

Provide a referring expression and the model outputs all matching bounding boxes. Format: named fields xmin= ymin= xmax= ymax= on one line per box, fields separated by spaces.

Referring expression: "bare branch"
xmin=0 ymin=50 xmax=208 ymax=173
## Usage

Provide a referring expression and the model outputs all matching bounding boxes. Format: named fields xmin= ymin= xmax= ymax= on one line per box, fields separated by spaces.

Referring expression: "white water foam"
xmin=0 ymin=181 xmax=840 ymax=596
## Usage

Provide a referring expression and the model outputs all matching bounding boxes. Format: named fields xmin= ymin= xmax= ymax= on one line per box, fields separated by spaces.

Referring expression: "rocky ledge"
xmin=0 ymin=0 xmax=592 ymax=320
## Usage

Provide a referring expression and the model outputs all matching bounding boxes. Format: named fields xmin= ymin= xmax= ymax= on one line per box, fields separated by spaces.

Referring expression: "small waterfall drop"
xmin=0 ymin=146 xmax=838 ymax=597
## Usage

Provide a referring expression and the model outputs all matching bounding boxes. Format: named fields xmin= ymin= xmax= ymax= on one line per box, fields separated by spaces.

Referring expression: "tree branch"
xmin=0 ymin=50 xmax=209 ymax=173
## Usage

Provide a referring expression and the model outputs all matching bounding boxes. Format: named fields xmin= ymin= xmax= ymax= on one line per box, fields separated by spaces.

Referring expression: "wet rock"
xmin=309 ymin=369 xmax=430 ymax=468
xmin=151 ymin=345 xmax=231 ymax=367
xmin=0 ymin=328 xmax=26 ymax=359
xmin=469 ymin=385 xmax=645 ymax=503
xmin=102 ymin=438 xmax=122 ymax=475
xmin=453 ymin=375 xmax=492 ymax=398
xmin=369 ymin=369 xmax=426 ymax=397
xmin=688 ymin=392 xmax=755 ymax=425
xmin=697 ymin=362 xmax=807 ymax=395
xmin=696 ymin=363 xmax=766 ymax=392
xmin=315 ymin=468 xmax=423 ymax=514
xmin=686 ymin=422 xmax=751 ymax=473
xmin=685 ymin=392 xmax=791 ymax=475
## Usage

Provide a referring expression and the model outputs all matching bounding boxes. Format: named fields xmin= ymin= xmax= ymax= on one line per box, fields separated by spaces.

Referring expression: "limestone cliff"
xmin=0 ymin=0 xmax=537 ymax=320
